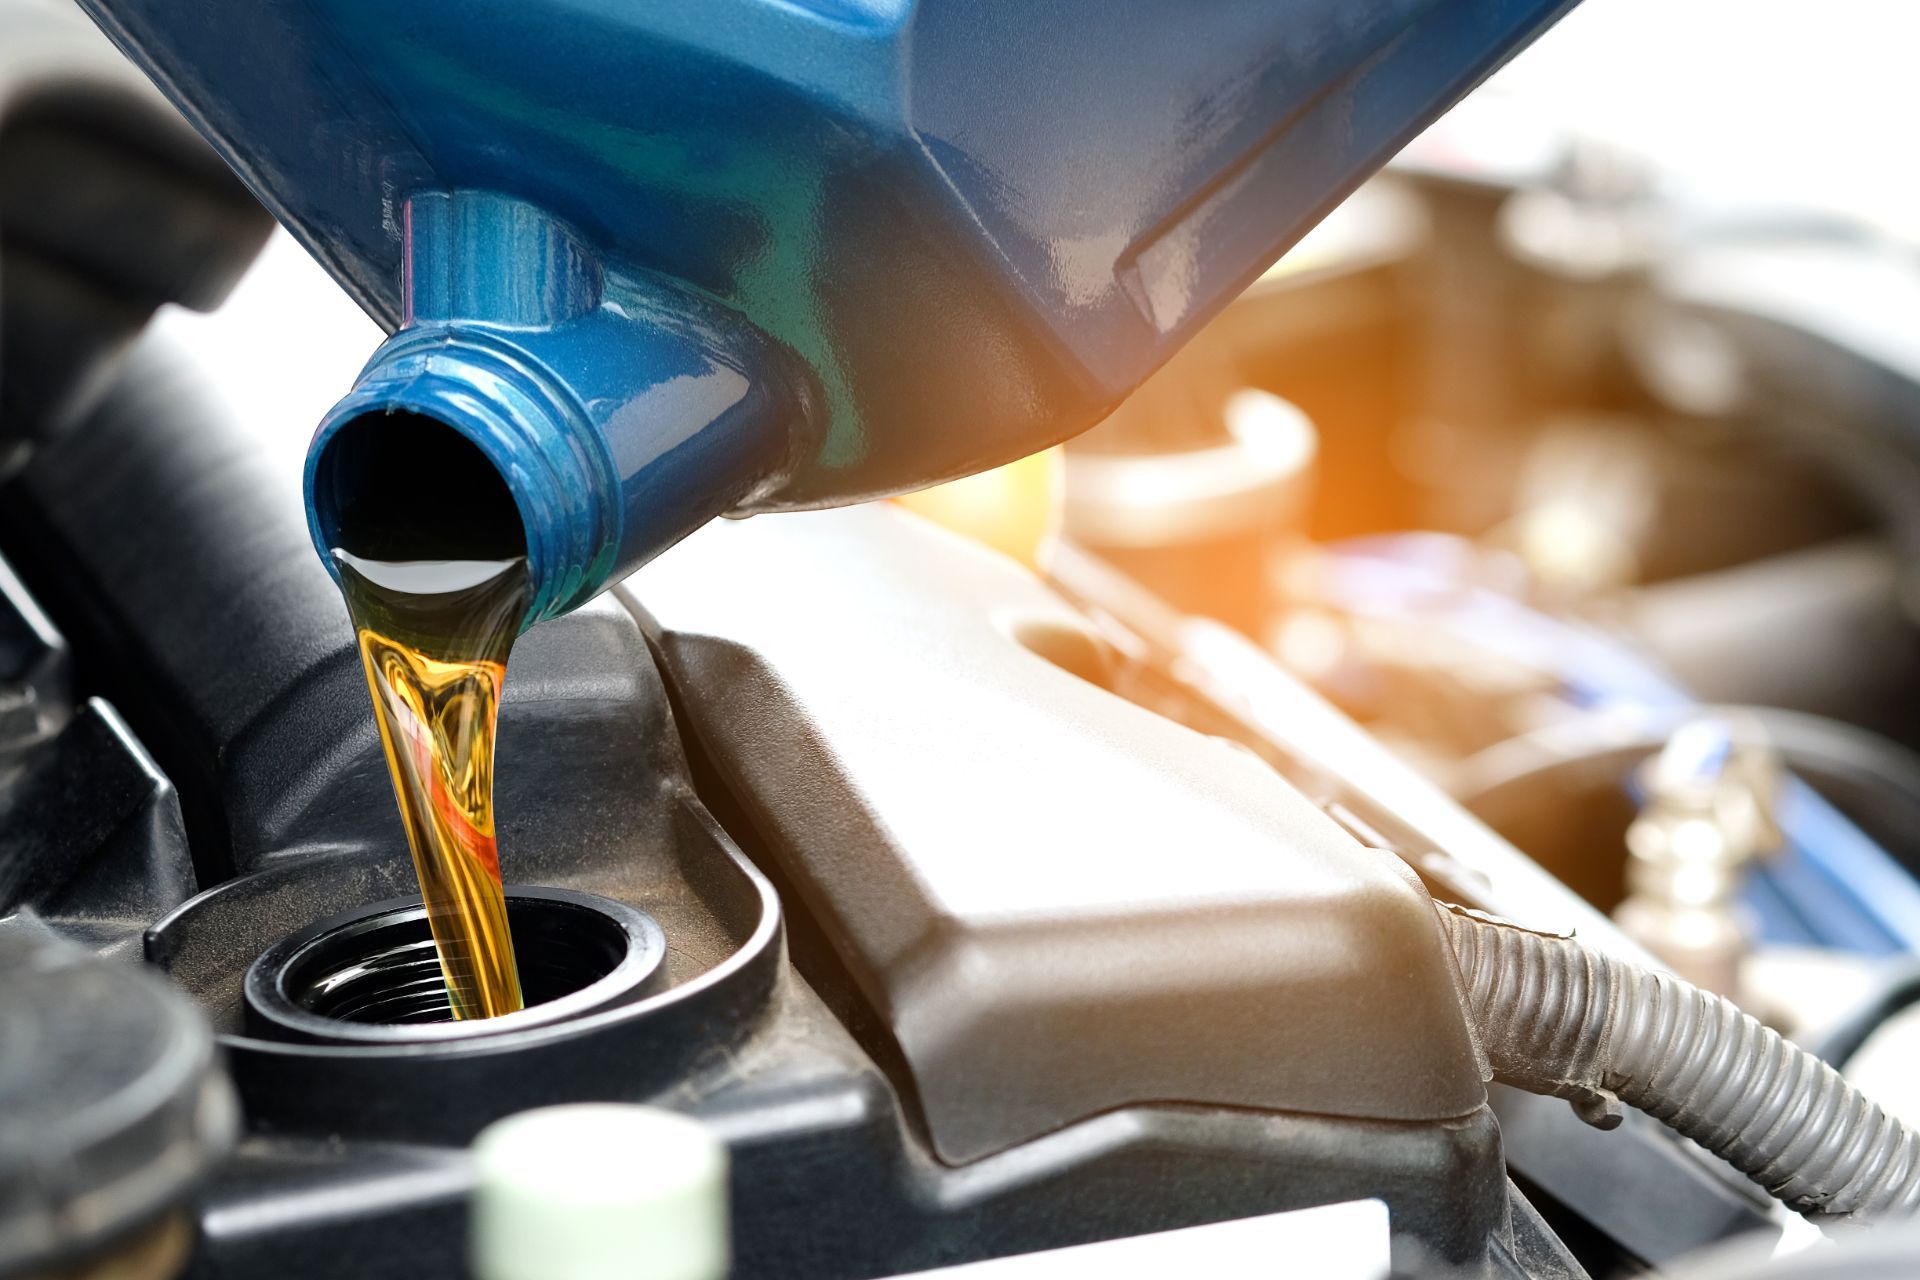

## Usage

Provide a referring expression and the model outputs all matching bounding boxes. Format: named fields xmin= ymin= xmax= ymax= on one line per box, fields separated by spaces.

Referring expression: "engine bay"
xmin=7 ymin=2 xmax=1920 ymax=1278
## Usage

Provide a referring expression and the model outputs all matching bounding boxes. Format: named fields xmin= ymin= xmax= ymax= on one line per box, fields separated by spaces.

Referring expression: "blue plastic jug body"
xmin=76 ymin=0 xmax=1577 ymax=624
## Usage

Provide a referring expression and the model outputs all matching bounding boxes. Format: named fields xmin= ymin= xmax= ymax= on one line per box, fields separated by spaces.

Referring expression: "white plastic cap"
xmin=471 ymin=1104 xmax=729 ymax=1280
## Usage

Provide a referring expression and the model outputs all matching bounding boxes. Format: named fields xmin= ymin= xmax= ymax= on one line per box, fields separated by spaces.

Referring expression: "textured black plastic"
xmin=0 ymin=333 xmax=360 ymax=886
xmin=627 ymin=505 xmax=1487 ymax=1163
xmin=2 ymin=325 xmax=1571 ymax=1277
xmin=1041 ymin=544 xmax=1783 ymax=1264
xmin=243 ymin=887 xmax=668 ymax=1043
xmin=0 ymin=700 xmax=195 ymax=960
xmin=0 ymin=520 xmax=196 ymax=960
xmin=0 ymin=549 xmax=66 ymax=751
xmin=0 ymin=923 xmax=236 ymax=1274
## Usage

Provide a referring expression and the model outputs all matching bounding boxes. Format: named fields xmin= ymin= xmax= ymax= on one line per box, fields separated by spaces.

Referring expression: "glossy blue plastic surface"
xmin=79 ymin=0 xmax=1577 ymax=612
xmin=304 ymin=192 xmax=795 ymax=624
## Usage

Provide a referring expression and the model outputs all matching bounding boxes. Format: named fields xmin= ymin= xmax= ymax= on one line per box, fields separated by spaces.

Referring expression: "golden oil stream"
xmin=336 ymin=550 xmax=527 ymax=1019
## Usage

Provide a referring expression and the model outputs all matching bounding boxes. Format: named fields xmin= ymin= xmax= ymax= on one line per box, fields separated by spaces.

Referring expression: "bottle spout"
xmin=304 ymin=191 xmax=799 ymax=630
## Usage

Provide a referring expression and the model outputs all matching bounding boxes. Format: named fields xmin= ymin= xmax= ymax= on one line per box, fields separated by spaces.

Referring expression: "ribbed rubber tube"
xmin=1438 ymin=902 xmax=1920 ymax=1221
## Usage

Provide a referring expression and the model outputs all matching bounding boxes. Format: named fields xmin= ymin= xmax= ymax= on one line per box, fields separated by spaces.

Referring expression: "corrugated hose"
xmin=1438 ymin=901 xmax=1920 ymax=1222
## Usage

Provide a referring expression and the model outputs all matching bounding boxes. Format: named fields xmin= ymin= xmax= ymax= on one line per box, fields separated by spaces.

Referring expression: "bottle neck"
xmin=306 ymin=326 xmax=618 ymax=630
xmin=305 ymin=192 xmax=801 ymax=630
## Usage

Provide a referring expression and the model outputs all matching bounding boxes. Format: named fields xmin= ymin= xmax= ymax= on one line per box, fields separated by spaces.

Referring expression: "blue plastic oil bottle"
xmin=76 ymin=0 xmax=1576 ymax=625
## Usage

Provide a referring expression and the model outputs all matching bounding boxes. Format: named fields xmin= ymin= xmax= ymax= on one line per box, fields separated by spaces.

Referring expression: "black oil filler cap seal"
xmin=0 ymin=924 xmax=237 ymax=1273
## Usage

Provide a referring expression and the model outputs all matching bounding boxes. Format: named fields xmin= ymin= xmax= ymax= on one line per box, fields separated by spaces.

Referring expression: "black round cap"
xmin=0 ymin=926 xmax=237 ymax=1273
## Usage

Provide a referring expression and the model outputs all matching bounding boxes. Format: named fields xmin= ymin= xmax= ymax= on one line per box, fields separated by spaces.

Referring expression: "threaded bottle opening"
xmin=305 ymin=327 xmax=623 ymax=631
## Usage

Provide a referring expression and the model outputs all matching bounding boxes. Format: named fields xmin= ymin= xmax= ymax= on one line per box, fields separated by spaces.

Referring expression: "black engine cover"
xmin=0 ymin=327 xmax=1568 ymax=1277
